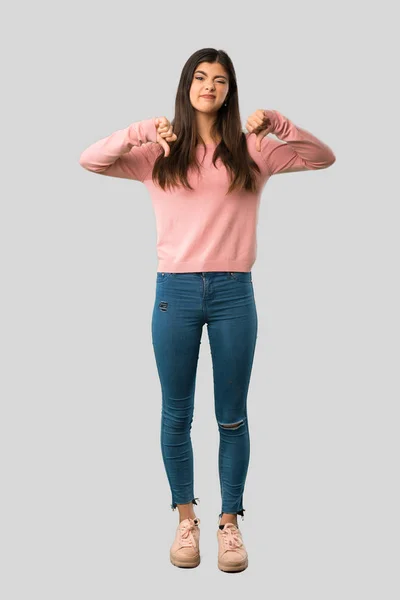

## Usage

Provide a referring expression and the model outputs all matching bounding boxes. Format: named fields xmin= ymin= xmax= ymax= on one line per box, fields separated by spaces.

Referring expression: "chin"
xmin=194 ymin=104 xmax=219 ymax=113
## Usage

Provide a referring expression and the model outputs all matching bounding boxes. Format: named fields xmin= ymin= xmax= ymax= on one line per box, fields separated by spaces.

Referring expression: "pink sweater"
xmin=79 ymin=111 xmax=335 ymax=273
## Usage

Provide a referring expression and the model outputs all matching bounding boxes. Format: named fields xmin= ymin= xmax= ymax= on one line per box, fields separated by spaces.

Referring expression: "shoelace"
xmin=220 ymin=524 xmax=243 ymax=549
xmin=179 ymin=520 xmax=198 ymax=548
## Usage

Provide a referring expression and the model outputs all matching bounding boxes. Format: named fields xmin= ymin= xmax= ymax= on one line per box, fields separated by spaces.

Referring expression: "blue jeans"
xmin=151 ymin=271 xmax=258 ymax=519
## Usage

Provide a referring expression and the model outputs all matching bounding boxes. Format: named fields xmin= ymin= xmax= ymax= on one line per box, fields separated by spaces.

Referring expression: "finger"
xmin=161 ymin=140 xmax=169 ymax=156
xmin=163 ymin=132 xmax=177 ymax=143
xmin=254 ymin=120 xmax=271 ymax=134
xmin=247 ymin=123 xmax=260 ymax=134
xmin=160 ymin=129 xmax=175 ymax=138
xmin=246 ymin=119 xmax=269 ymax=135
xmin=255 ymin=111 xmax=271 ymax=126
xmin=251 ymin=115 xmax=265 ymax=128
xmin=255 ymin=132 xmax=266 ymax=152
xmin=249 ymin=117 xmax=264 ymax=130
xmin=247 ymin=124 xmax=259 ymax=134
xmin=157 ymin=119 xmax=167 ymax=130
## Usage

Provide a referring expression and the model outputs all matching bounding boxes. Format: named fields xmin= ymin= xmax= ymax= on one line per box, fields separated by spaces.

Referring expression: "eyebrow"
xmin=195 ymin=70 xmax=228 ymax=80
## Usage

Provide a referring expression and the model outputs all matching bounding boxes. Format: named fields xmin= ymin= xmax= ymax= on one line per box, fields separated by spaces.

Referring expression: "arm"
xmin=260 ymin=110 xmax=336 ymax=176
xmin=78 ymin=118 xmax=159 ymax=182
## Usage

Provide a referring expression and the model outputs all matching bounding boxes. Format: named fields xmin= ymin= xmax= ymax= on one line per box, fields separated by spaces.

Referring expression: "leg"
xmin=151 ymin=274 xmax=204 ymax=521
xmin=207 ymin=273 xmax=258 ymax=524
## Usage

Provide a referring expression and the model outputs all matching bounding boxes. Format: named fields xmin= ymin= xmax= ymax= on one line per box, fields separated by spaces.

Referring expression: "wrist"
xmin=140 ymin=117 xmax=158 ymax=143
xmin=263 ymin=109 xmax=278 ymax=132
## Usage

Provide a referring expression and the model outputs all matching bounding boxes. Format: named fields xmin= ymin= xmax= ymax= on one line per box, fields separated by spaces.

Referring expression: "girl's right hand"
xmin=155 ymin=117 xmax=177 ymax=156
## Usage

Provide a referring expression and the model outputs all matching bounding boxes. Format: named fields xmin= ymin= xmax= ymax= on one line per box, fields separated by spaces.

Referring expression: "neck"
xmin=196 ymin=110 xmax=219 ymax=145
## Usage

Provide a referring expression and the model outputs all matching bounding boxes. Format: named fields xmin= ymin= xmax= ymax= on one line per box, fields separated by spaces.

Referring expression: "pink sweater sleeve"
xmin=260 ymin=110 xmax=336 ymax=176
xmin=79 ymin=118 xmax=159 ymax=182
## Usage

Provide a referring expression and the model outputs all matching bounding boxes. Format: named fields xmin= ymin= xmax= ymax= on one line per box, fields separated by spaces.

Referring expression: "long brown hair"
xmin=151 ymin=48 xmax=261 ymax=194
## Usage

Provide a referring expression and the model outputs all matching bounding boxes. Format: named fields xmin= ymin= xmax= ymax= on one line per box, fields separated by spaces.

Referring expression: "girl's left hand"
xmin=245 ymin=109 xmax=275 ymax=151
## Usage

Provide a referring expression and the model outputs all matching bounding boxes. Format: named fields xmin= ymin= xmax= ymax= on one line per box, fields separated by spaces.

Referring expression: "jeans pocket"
xmin=229 ymin=272 xmax=253 ymax=284
xmin=156 ymin=272 xmax=173 ymax=284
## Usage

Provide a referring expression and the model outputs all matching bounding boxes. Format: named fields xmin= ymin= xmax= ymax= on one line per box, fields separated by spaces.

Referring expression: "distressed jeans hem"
xmin=171 ymin=497 xmax=200 ymax=511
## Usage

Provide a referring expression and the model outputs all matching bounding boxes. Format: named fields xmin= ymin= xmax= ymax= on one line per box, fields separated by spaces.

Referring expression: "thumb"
xmin=158 ymin=138 xmax=169 ymax=156
xmin=256 ymin=132 xmax=264 ymax=152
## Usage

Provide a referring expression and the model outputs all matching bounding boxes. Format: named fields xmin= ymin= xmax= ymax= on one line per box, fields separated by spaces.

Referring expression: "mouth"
xmin=201 ymin=95 xmax=216 ymax=99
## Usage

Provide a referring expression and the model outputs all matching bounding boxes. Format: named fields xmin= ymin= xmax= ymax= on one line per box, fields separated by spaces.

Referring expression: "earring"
xmin=224 ymin=102 xmax=227 ymax=106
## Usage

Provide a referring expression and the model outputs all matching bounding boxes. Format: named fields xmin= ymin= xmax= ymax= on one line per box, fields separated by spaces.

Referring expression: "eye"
xmin=195 ymin=76 xmax=226 ymax=84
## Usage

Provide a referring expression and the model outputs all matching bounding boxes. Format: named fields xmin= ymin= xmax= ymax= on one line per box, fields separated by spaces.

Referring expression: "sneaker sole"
xmin=218 ymin=557 xmax=248 ymax=572
xmin=170 ymin=553 xmax=200 ymax=568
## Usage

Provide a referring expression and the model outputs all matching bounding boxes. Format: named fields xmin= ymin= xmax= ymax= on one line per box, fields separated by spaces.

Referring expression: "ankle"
xmin=219 ymin=513 xmax=238 ymax=527
xmin=179 ymin=514 xmax=196 ymax=523
xmin=177 ymin=503 xmax=197 ymax=523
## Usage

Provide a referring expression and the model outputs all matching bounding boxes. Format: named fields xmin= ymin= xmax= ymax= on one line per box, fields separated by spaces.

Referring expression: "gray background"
xmin=2 ymin=0 xmax=399 ymax=597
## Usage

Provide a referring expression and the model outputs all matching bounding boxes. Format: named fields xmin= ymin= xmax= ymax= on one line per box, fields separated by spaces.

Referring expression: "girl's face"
xmin=189 ymin=62 xmax=229 ymax=113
